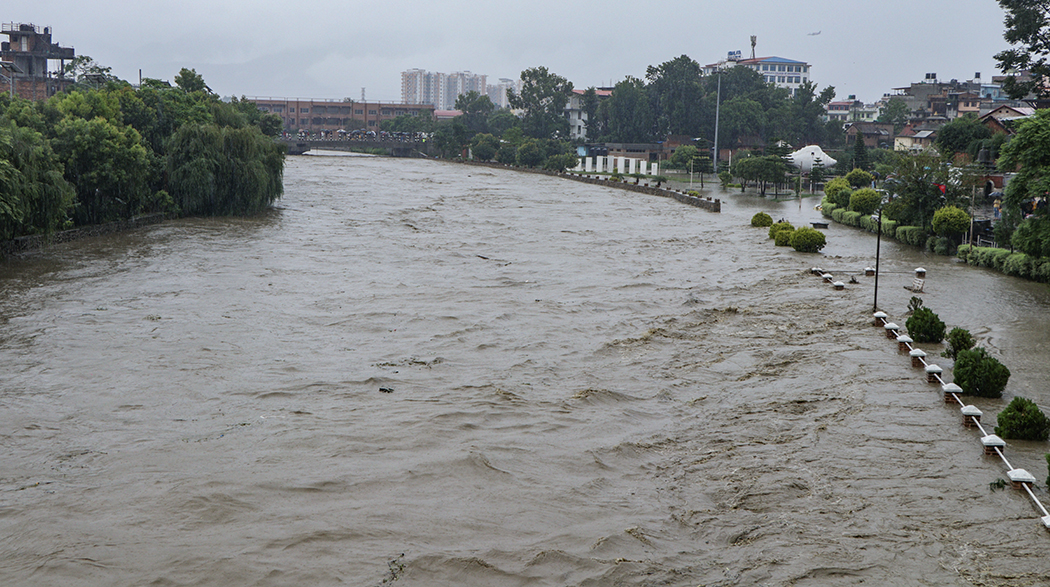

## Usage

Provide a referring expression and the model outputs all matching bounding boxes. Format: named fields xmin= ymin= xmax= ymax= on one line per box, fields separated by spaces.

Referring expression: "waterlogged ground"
xmin=1 ymin=153 xmax=1049 ymax=586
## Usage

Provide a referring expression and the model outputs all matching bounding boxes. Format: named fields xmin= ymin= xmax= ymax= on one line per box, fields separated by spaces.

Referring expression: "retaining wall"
xmin=0 ymin=214 xmax=170 ymax=258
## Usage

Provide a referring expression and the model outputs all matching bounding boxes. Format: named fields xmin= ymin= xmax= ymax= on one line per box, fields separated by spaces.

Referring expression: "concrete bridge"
xmin=280 ymin=138 xmax=432 ymax=158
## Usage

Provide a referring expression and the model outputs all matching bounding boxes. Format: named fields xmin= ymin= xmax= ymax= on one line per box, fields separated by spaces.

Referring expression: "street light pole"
xmin=713 ymin=71 xmax=721 ymax=175
xmin=873 ymin=210 xmax=882 ymax=312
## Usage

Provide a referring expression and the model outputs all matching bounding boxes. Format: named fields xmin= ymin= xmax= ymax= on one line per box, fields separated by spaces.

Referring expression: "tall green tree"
xmin=580 ymin=87 xmax=605 ymax=140
xmin=851 ymin=134 xmax=869 ymax=170
xmin=52 ymin=116 xmax=153 ymax=225
xmin=605 ymin=77 xmax=654 ymax=143
xmin=646 ymin=55 xmax=704 ymax=137
xmin=0 ymin=119 xmax=75 ymax=239
xmin=454 ymin=90 xmax=495 ymax=135
xmin=995 ymin=0 xmax=1050 ymax=99
xmin=998 ymin=109 xmax=1050 ymax=246
xmin=935 ymin=115 xmax=992 ymax=158
xmin=882 ymin=151 xmax=961 ymax=231
xmin=174 ymin=68 xmax=210 ymax=94
xmin=507 ymin=67 xmax=572 ymax=139
xmin=877 ymin=97 xmax=910 ymax=134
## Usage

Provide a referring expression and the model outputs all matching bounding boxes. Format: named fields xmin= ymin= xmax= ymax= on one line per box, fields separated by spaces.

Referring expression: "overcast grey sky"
xmin=9 ymin=1 xmax=1010 ymax=104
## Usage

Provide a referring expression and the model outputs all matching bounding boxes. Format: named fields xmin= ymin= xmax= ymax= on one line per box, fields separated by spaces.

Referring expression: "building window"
xmin=368 ymin=110 xmax=377 ymax=115
xmin=301 ymin=108 xmax=309 ymax=113
xmin=368 ymin=120 xmax=376 ymax=126
xmin=355 ymin=109 xmax=363 ymax=115
xmin=382 ymin=109 xmax=392 ymax=115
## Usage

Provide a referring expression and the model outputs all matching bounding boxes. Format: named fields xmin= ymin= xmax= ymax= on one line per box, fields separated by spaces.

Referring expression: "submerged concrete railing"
xmin=457 ymin=162 xmax=720 ymax=213
xmin=865 ymin=303 xmax=1050 ymax=530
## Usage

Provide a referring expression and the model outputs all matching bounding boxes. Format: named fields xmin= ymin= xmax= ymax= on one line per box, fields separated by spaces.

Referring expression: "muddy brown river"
xmin=2 ymin=153 xmax=1049 ymax=586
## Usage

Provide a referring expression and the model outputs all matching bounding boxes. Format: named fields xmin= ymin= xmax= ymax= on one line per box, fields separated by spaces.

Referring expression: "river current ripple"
xmin=1 ymin=153 xmax=1049 ymax=586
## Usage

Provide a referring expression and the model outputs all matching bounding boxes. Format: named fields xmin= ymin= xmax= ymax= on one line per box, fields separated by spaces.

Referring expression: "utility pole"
xmin=713 ymin=71 xmax=721 ymax=175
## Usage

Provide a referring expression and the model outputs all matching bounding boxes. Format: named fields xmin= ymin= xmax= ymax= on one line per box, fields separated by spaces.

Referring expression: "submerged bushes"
xmin=790 ymin=227 xmax=826 ymax=252
xmin=995 ymin=397 xmax=1050 ymax=441
xmin=953 ymin=347 xmax=1010 ymax=398
xmin=906 ymin=307 xmax=945 ymax=343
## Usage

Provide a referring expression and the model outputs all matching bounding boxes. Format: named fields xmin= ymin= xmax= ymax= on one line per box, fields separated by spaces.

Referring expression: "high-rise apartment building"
xmin=401 ymin=69 xmax=494 ymax=110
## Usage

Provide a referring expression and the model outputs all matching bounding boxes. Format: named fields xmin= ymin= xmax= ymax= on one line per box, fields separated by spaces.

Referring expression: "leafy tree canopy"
xmin=995 ymin=0 xmax=1050 ymax=99
xmin=507 ymin=67 xmax=572 ymax=139
xmin=174 ymin=68 xmax=211 ymax=94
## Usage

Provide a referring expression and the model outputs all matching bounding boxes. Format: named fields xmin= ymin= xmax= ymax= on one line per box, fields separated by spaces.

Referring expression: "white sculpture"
xmin=787 ymin=145 xmax=837 ymax=173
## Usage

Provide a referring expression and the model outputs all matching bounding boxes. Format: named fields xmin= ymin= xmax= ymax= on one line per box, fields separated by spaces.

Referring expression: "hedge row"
xmin=821 ymin=196 xmax=922 ymax=244
xmin=958 ymin=245 xmax=1050 ymax=283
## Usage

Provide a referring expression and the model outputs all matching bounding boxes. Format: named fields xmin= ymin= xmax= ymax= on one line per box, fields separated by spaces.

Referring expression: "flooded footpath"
xmin=1 ymin=153 xmax=1049 ymax=586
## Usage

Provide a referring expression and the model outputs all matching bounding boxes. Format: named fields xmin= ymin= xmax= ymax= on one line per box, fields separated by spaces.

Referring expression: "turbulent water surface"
xmin=2 ymin=153 xmax=1050 ymax=586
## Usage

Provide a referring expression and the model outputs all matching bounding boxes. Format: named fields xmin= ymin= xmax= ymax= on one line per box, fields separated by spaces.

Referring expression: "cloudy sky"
xmin=9 ymin=1 xmax=1011 ymax=104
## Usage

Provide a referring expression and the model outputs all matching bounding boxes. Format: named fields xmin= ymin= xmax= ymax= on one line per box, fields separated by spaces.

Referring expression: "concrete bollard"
xmin=981 ymin=434 xmax=1005 ymax=456
xmin=897 ymin=335 xmax=914 ymax=352
xmin=1008 ymin=468 xmax=1036 ymax=490
xmin=873 ymin=311 xmax=888 ymax=326
xmin=961 ymin=405 xmax=982 ymax=428
xmin=865 ymin=267 xmax=875 ymax=277
xmin=925 ymin=364 xmax=943 ymax=383
xmin=822 ymin=273 xmax=834 ymax=283
xmin=910 ymin=348 xmax=927 ymax=367
xmin=833 ymin=281 xmax=845 ymax=290
xmin=884 ymin=323 xmax=899 ymax=339
xmin=942 ymin=382 xmax=962 ymax=403
xmin=915 ymin=267 xmax=927 ymax=279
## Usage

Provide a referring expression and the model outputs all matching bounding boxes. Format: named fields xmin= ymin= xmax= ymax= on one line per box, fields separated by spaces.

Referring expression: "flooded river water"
xmin=2 ymin=153 xmax=1049 ymax=586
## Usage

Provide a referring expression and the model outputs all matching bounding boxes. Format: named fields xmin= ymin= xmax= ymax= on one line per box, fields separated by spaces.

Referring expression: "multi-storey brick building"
xmin=248 ymin=98 xmax=434 ymax=134
xmin=1 ymin=22 xmax=75 ymax=100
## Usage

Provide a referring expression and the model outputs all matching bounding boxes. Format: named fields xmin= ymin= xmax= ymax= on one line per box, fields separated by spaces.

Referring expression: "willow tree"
xmin=167 ymin=123 xmax=284 ymax=216
xmin=0 ymin=119 xmax=75 ymax=240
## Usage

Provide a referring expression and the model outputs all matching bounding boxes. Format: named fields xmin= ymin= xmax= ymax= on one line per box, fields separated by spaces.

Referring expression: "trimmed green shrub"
xmin=957 ymin=244 xmax=973 ymax=263
xmin=845 ymin=168 xmax=874 ymax=188
xmin=896 ymin=226 xmax=927 ymax=247
xmin=1011 ymin=216 xmax=1050 ymax=258
xmin=995 ymin=397 xmax=1050 ymax=441
xmin=988 ymin=248 xmax=1012 ymax=270
xmin=824 ymin=177 xmax=852 ymax=208
xmin=953 ymin=347 xmax=1010 ymax=398
xmin=1035 ymin=259 xmax=1050 ymax=283
xmin=774 ymin=228 xmax=795 ymax=246
xmin=1046 ymin=453 xmax=1050 ymax=488
xmin=751 ymin=212 xmax=774 ymax=227
xmin=831 ymin=208 xmax=846 ymax=223
xmin=1003 ymin=252 xmax=1034 ymax=279
xmin=790 ymin=227 xmax=827 ymax=253
xmin=905 ymin=307 xmax=945 ymax=343
xmin=841 ymin=210 xmax=862 ymax=226
xmin=942 ymin=327 xmax=975 ymax=360
xmin=849 ymin=188 xmax=882 ymax=216
xmin=881 ymin=219 xmax=897 ymax=237
xmin=931 ymin=205 xmax=970 ymax=238
xmin=768 ymin=221 xmax=794 ymax=239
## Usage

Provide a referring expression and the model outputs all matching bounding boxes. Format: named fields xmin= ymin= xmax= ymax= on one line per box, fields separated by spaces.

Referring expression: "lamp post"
xmin=873 ymin=209 xmax=882 ymax=312
xmin=712 ymin=70 xmax=721 ymax=175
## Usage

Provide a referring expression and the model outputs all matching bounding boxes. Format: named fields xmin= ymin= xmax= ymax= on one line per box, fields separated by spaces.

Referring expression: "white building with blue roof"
xmin=703 ymin=52 xmax=812 ymax=96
